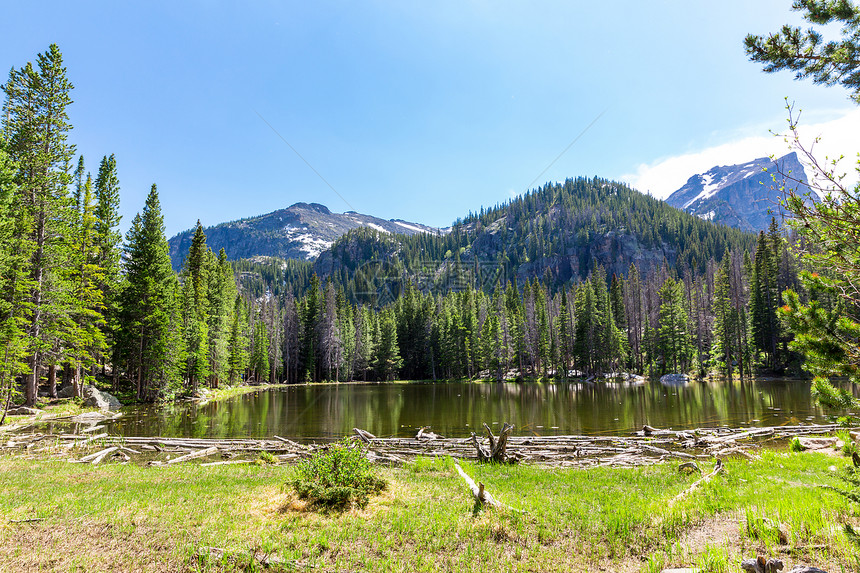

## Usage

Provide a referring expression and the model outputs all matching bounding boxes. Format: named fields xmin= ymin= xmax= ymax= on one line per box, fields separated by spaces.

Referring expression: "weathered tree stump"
xmin=471 ymin=422 xmax=516 ymax=463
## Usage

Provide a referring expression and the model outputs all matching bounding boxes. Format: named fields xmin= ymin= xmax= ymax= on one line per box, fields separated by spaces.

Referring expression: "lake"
xmin=91 ymin=377 xmax=853 ymax=440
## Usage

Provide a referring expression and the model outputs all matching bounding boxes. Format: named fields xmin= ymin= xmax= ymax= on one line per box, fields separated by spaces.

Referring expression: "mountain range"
xmin=664 ymin=152 xmax=817 ymax=231
xmin=166 ymin=155 xmax=794 ymax=283
xmin=167 ymin=202 xmax=440 ymax=270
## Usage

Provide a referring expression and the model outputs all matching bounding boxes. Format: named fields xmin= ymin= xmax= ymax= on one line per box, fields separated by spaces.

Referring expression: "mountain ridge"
xmin=167 ymin=202 xmax=440 ymax=270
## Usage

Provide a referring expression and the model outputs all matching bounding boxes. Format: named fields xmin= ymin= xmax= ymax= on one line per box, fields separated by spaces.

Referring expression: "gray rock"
xmin=660 ymin=373 xmax=690 ymax=386
xmin=57 ymin=384 xmax=77 ymax=399
xmin=81 ymin=385 xmax=122 ymax=411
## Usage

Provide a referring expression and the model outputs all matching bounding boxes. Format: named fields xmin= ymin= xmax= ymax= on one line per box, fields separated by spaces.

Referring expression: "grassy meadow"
xmin=1 ymin=447 xmax=858 ymax=572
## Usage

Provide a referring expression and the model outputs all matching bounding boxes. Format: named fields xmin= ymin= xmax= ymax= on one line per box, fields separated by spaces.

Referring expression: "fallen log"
xmin=671 ymin=459 xmax=724 ymax=504
xmin=416 ymin=426 xmax=442 ymax=440
xmin=165 ymin=446 xmax=219 ymax=465
xmin=353 ymin=428 xmax=376 ymax=444
xmin=200 ymin=460 xmax=254 ymax=467
xmin=79 ymin=432 xmax=108 ymax=445
xmin=273 ymin=435 xmax=306 ymax=449
xmin=452 ymin=458 xmax=520 ymax=512
xmin=77 ymin=446 xmax=119 ymax=463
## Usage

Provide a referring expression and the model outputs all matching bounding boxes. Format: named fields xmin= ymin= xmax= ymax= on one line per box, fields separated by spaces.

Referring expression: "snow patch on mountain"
xmin=364 ymin=222 xmax=390 ymax=234
xmin=393 ymin=220 xmax=428 ymax=233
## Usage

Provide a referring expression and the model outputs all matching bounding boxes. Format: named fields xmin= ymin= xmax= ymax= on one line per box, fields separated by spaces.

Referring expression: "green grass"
xmin=0 ymin=451 xmax=858 ymax=572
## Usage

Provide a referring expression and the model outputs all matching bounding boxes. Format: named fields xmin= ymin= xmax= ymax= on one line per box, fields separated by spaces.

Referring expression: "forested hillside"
xmin=313 ymin=177 xmax=757 ymax=304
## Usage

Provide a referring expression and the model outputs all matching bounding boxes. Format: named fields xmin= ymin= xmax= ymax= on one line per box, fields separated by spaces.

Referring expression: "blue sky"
xmin=2 ymin=1 xmax=857 ymax=237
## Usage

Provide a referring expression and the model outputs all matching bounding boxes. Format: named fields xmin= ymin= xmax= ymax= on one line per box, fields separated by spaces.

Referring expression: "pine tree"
xmin=301 ymin=275 xmax=322 ymax=381
xmin=320 ymin=280 xmax=342 ymax=381
xmin=118 ymin=185 xmax=182 ymax=401
xmin=657 ymin=277 xmax=692 ymax=374
xmin=63 ymin=174 xmax=106 ymax=395
xmin=558 ymin=288 xmax=572 ymax=379
xmin=745 ymin=0 xmax=860 ymax=103
xmin=206 ymin=249 xmax=236 ymax=388
xmin=2 ymin=44 xmax=76 ymax=405
xmin=353 ymin=306 xmax=375 ymax=381
xmin=227 ymin=294 xmax=249 ymax=384
xmin=182 ymin=221 xmax=210 ymax=391
xmin=0 ymin=140 xmax=30 ymax=420
xmin=250 ymin=313 xmax=269 ymax=382
xmin=93 ymin=154 xmax=122 ymax=375
xmin=373 ymin=309 xmax=402 ymax=381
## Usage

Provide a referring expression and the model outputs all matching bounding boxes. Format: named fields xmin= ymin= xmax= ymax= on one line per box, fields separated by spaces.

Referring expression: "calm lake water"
xmin=92 ymin=378 xmax=853 ymax=440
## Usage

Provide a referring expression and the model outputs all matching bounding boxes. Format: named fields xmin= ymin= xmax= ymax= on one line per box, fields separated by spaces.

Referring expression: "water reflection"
xmin=95 ymin=378 xmax=854 ymax=440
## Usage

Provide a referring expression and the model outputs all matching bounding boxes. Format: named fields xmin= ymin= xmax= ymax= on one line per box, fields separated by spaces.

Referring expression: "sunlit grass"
xmin=0 ymin=449 xmax=857 ymax=571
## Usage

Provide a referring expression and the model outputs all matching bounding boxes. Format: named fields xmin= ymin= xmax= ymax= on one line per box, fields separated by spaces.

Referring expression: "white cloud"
xmin=622 ymin=108 xmax=860 ymax=199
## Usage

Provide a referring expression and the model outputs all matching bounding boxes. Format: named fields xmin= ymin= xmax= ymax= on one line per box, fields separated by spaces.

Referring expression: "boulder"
xmin=660 ymin=373 xmax=690 ymax=386
xmin=57 ymin=384 xmax=76 ymax=399
xmin=81 ymin=385 xmax=122 ymax=411
xmin=797 ymin=436 xmax=837 ymax=451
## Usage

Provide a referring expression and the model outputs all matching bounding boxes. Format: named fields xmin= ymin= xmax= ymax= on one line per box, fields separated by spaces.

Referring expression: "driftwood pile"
xmin=342 ymin=423 xmax=852 ymax=468
xmin=0 ymin=422 xmax=853 ymax=468
xmin=0 ymin=434 xmax=314 ymax=466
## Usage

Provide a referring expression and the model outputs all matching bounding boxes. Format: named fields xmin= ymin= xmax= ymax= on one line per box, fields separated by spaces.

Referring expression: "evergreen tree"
xmin=745 ymin=0 xmax=860 ymax=103
xmin=63 ymin=174 xmax=106 ymax=395
xmin=301 ymin=275 xmax=322 ymax=381
xmin=206 ymin=249 xmax=236 ymax=387
xmin=182 ymin=221 xmax=210 ymax=391
xmin=657 ymin=277 xmax=692 ymax=374
xmin=373 ymin=308 xmax=402 ymax=381
xmin=0 ymin=140 xmax=30 ymax=420
xmin=2 ymin=44 xmax=76 ymax=405
xmin=93 ymin=154 xmax=122 ymax=375
xmin=250 ymin=313 xmax=269 ymax=382
xmin=227 ymin=294 xmax=249 ymax=384
xmin=118 ymin=185 xmax=183 ymax=401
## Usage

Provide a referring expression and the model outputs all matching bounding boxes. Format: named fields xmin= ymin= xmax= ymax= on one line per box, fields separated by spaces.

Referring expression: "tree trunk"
xmin=48 ymin=364 xmax=56 ymax=398
xmin=26 ymin=354 xmax=39 ymax=407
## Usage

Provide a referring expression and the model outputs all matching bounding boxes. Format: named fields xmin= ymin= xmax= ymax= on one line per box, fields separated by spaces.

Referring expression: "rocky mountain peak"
xmin=664 ymin=152 xmax=815 ymax=231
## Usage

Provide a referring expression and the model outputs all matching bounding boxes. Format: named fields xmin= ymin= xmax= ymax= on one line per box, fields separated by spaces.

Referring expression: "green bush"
xmin=257 ymin=451 xmax=277 ymax=465
xmin=289 ymin=439 xmax=386 ymax=511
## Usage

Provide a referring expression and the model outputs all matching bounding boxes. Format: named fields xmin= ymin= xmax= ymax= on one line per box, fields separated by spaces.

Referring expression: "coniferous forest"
xmin=0 ymin=44 xmax=815 ymax=410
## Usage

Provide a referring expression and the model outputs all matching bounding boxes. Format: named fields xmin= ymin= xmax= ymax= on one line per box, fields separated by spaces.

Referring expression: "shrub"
xmin=789 ymin=437 xmax=806 ymax=453
xmin=257 ymin=451 xmax=277 ymax=465
xmin=289 ymin=439 xmax=386 ymax=511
